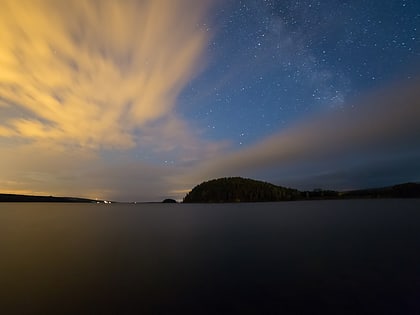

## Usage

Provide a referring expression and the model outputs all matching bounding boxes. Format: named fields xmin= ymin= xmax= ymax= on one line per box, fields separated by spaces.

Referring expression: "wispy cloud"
xmin=0 ymin=0 xmax=211 ymax=149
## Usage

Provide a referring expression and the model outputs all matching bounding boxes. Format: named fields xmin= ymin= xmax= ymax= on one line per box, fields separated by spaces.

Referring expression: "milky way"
xmin=180 ymin=0 xmax=419 ymax=146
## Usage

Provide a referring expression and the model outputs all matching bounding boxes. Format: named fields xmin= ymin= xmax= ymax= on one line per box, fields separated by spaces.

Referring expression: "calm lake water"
xmin=1 ymin=200 xmax=420 ymax=314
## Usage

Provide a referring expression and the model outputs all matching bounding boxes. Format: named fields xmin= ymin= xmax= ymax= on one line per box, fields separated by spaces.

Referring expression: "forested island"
xmin=183 ymin=177 xmax=300 ymax=203
xmin=183 ymin=177 xmax=420 ymax=203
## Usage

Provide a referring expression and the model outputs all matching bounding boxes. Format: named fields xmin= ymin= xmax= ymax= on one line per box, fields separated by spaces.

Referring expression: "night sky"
xmin=0 ymin=0 xmax=419 ymax=201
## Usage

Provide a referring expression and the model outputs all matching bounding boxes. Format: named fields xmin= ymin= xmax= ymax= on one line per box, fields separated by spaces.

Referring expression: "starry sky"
xmin=0 ymin=0 xmax=419 ymax=201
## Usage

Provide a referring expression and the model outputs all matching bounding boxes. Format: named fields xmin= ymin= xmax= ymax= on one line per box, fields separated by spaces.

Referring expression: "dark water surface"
xmin=1 ymin=200 xmax=420 ymax=314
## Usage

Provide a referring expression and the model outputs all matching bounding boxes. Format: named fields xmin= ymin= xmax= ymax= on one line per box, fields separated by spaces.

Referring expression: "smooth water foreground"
xmin=1 ymin=200 xmax=419 ymax=314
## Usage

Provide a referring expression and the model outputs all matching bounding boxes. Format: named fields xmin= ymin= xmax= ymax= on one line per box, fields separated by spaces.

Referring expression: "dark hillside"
xmin=183 ymin=177 xmax=300 ymax=203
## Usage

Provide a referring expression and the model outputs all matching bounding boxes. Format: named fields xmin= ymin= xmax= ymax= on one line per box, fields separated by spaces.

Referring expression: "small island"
xmin=162 ymin=198 xmax=177 ymax=203
xmin=183 ymin=177 xmax=301 ymax=203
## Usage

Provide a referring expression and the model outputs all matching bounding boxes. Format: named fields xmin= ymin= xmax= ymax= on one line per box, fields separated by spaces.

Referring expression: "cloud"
xmin=0 ymin=0 xmax=212 ymax=149
xmin=0 ymin=0 xmax=228 ymax=200
xmin=181 ymin=79 xmax=420 ymax=190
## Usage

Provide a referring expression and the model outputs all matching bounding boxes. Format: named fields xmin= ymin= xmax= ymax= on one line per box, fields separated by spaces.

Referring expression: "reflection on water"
xmin=1 ymin=200 xmax=420 ymax=314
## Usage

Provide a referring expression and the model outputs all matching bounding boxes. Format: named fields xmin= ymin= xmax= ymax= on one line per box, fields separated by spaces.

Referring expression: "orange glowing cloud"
xmin=0 ymin=0 xmax=211 ymax=149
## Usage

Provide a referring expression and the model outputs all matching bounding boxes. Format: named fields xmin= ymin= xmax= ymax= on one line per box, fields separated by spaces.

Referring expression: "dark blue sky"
xmin=180 ymin=0 xmax=419 ymax=146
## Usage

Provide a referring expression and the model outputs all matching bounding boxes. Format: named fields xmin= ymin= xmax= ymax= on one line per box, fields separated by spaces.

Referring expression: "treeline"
xmin=341 ymin=183 xmax=420 ymax=199
xmin=183 ymin=177 xmax=420 ymax=203
xmin=0 ymin=194 xmax=96 ymax=203
xmin=183 ymin=177 xmax=300 ymax=203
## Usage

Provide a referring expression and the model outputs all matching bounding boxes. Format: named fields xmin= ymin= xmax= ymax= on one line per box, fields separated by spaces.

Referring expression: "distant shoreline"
xmin=2 ymin=181 xmax=419 ymax=203
xmin=0 ymin=193 xmax=99 ymax=203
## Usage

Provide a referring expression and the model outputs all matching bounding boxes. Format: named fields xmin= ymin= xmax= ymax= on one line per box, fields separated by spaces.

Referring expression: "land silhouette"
xmin=183 ymin=177 xmax=420 ymax=203
xmin=162 ymin=198 xmax=177 ymax=203
xmin=183 ymin=177 xmax=300 ymax=203
xmin=1 ymin=177 xmax=419 ymax=202
xmin=0 ymin=194 xmax=98 ymax=203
